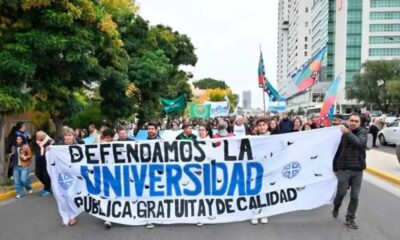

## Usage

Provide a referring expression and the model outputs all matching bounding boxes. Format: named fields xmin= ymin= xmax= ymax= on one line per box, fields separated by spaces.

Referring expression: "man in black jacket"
xmin=332 ymin=113 xmax=368 ymax=230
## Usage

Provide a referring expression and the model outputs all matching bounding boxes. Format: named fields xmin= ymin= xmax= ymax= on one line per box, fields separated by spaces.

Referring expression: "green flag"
xmin=161 ymin=95 xmax=186 ymax=113
xmin=189 ymin=103 xmax=211 ymax=119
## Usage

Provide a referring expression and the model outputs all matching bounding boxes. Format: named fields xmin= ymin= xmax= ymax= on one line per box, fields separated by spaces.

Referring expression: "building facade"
xmin=242 ymin=90 xmax=252 ymax=109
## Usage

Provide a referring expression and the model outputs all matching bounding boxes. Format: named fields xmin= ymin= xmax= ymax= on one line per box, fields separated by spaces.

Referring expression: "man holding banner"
xmin=332 ymin=113 xmax=368 ymax=230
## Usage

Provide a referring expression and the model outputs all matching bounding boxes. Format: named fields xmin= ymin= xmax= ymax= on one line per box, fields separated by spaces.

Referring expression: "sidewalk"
xmin=366 ymin=149 xmax=400 ymax=185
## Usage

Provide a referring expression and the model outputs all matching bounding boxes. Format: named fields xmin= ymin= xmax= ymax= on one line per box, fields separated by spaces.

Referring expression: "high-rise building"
xmin=335 ymin=0 xmax=400 ymax=113
xmin=242 ymin=91 xmax=251 ymax=109
xmin=277 ymin=0 xmax=290 ymax=97
xmin=277 ymin=0 xmax=313 ymax=98
xmin=281 ymin=0 xmax=400 ymax=114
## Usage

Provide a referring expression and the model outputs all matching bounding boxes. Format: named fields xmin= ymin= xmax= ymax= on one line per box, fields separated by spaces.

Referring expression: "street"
xmin=1 ymin=172 xmax=399 ymax=240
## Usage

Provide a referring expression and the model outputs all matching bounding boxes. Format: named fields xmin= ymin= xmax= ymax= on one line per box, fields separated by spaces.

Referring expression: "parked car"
xmin=378 ymin=118 xmax=400 ymax=145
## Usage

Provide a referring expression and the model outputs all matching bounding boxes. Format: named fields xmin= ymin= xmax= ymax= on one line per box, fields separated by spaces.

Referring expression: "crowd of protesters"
xmin=3 ymin=111 xmax=376 ymax=229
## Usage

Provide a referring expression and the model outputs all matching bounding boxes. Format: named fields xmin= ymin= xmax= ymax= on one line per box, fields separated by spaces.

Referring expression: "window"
xmin=305 ymin=44 xmax=308 ymax=49
xmin=305 ymin=51 xmax=308 ymax=56
xmin=370 ymin=24 xmax=400 ymax=32
xmin=347 ymin=48 xmax=361 ymax=58
xmin=369 ymin=48 xmax=400 ymax=56
xmin=370 ymin=11 xmax=400 ymax=20
xmin=369 ymin=36 xmax=400 ymax=44
xmin=305 ymin=22 xmax=309 ymax=27
xmin=305 ymin=7 xmax=309 ymax=12
xmin=305 ymin=36 xmax=308 ymax=42
xmin=371 ymin=0 xmax=400 ymax=8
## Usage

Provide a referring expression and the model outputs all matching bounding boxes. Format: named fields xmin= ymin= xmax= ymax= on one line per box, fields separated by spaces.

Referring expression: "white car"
xmin=378 ymin=118 xmax=400 ymax=145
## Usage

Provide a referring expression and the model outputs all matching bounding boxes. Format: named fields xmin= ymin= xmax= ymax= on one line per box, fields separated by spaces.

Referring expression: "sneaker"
xmin=260 ymin=217 xmax=269 ymax=224
xmin=40 ymin=191 xmax=51 ymax=197
xmin=104 ymin=221 xmax=112 ymax=229
xmin=332 ymin=206 xmax=339 ymax=218
xmin=345 ymin=219 xmax=358 ymax=230
xmin=250 ymin=218 xmax=259 ymax=225
xmin=196 ymin=222 xmax=204 ymax=226
xmin=15 ymin=194 xmax=24 ymax=199
xmin=28 ymin=189 xmax=33 ymax=194
xmin=146 ymin=223 xmax=154 ymax=229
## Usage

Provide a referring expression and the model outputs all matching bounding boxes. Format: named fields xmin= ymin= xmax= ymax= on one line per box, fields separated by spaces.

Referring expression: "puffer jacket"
xmin=333 ymin=127 xmax=368 ymax=172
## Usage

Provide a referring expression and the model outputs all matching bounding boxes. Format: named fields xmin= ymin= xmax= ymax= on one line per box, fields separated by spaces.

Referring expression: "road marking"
xmin=364 ymin=172 xmax=400 ymax=198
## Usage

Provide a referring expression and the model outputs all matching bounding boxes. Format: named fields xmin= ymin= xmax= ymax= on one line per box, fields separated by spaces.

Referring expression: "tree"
xmin=347 ymin=60 xmax=400 ymax=113
xmin=0 ymin=0 xmax=131 ymax=138
xmin=193 ymin=78 xmax=229 ymax=89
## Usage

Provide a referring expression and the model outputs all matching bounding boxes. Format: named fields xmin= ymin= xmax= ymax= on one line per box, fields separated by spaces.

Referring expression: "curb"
xmin=366 ymin=167 xmax=400 ymax=186
xmin=0 ymin=181 xmax=43 ymax=201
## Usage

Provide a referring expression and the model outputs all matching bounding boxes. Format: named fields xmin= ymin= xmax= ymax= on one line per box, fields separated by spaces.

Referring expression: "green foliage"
xmin=347 ymin=60 xmax=400 ymax=112
xmin=64 ymin=101 xmax=103 ymax=129
xmin=193 ymin=78 xmax=229 ymax=89
xmin=0 ymin=86 xmax=31 ymax=115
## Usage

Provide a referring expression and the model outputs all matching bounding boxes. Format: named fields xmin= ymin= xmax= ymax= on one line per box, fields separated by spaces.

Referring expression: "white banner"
xmin=205 ymin=101 xmax=229 ymax=118
xmin=46 ymin=127 xmax=341 ymax=226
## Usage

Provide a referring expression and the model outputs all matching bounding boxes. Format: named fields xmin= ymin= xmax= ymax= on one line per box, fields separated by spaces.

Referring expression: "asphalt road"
xmin=0 ymin=178 xmax=399 ymax=240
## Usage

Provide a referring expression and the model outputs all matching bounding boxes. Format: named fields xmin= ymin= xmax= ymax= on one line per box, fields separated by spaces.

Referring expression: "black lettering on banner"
xmin=180 ymin=142 xmax=192 ymax=162
xmin=225 ymin=199 xmax=234 ymax=213
xmin=287 ymin=188 xmax=297 ymax=201
xmin=147 ymin=201 xmax=156 ymax=218
xmin=237 ymin=197 xmax=247 ymax=211
xmin=113 ymin=143 xmax=125 ymax=164
xmin=270 ymin=191 xmax=279 ymax=205
xmin=74 ymin=197 xmax=83 ymax=207
xmin=239 ymin=139 xmax=253 ymax=160
xmin=100 ymin=144 xmax=111 ymax=164
xmin=164 ymin=199 xmax=173 ymax=218
xmin=152 ymin=142 xmax=164 ymax=162
xmin=122 ymin=202 xmax=133 ymax=218
xmin=140 ymin=144 xmax=151 ymax=163
xmin=188 ymin=199 xmax=196 ymax=217
xmin=175 ymin=199 xmax=185 ymax=218
xmin=164 ymin=141 xmax=178 ymax=162
xmin=215 ymin=199 xmax=225 ymax=214
xmin=92 ymin=198 xmax=100 ymax=214
xmin=256 ymin=195 xmax=267 ymax=208
xmin=249 ymin=196 xmax=258 ymax=209
xmin=193 ymin=141 xmax=206 ymax=162
xmin=156 ymin=201 xmax=165 ymax=218
xmin=112 ymin=201 xmax=122 ymax=218
xmin=69 ymin=146 xmax=83 ymax=163
xmin=137 ymin=201 xmax=146 ymax=218
xmin=86 ymin=145 xmax=99 ymax=164
xmin=197 ymin=199 xmax=206 ymax=216
xmin=205 ymin=199 xmax=214 ymax=216
xmin=224 ymin=140 xmax=236 ymax=161
xmin=126 ymin=144 xmax=139 ymax=163
xmin=280 ymin=190 xmax=288 ymax=203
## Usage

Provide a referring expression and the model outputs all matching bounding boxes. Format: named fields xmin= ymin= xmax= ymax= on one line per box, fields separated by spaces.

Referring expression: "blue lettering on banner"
xmin=80 ymin=162 xmax=264 ymax=198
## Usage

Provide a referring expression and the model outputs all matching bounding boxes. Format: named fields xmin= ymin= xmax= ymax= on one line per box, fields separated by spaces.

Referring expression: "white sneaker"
xmin=260 ymin=217 xmax=269 ymax=224
xmin=104 ymin=221 xmax=112 ymax=229
xmin=146 ymin=223 xmax=154 ymax=229
xmin=250 ymin=218 xmax=259 ymax=225
xmin=15 ymin=194 xmax=23 ymax=199
xmin=196 ymin=222 xmax=204 ymax=226
xmin=28 ymin=189 xmax=33 ymax=194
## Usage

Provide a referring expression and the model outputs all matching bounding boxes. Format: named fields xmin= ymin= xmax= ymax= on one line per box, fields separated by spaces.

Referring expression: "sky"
xmin=137 ymin=0 xmax=279 ymax=109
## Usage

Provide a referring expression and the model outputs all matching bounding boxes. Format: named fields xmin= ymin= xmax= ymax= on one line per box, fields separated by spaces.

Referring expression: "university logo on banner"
xmin=189 ymin=103 xmax=211 ymax=119
xmin=46 ymin=127 xmax=342 ymax=226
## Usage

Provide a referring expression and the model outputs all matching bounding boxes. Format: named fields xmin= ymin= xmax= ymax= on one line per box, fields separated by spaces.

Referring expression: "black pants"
xmin=369 ymin=125 xmax=379 ymax=146
xmin=35 ymin=161 xmax=51 ymax=192
xmin=334 ymin=170 xmax=363 ymax=220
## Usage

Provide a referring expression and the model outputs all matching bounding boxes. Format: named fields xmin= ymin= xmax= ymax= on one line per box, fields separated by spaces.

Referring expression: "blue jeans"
xmin=13 ymin=166 xmax=32 ymax=196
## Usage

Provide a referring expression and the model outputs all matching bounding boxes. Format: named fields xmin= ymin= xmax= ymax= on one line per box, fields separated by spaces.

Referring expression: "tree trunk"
xmin=0 ymin=116 xmax=7 ymax=184
xmin=51 ymin=115 xmax=64 ymax=142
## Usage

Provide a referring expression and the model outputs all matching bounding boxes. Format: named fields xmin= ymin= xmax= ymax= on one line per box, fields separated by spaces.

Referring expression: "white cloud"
xmin=138 ymin=0 xmax=279 ymax=109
